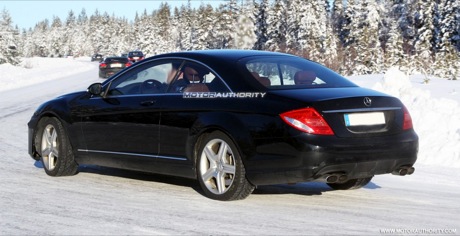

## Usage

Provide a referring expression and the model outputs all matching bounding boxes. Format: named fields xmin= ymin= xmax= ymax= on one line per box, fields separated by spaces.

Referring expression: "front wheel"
xmin=36 ymin=117 xmax=78 ymax=176
xmin=327 ymin=177 xmax=373 ymax=190
xmin=196 ymin=131 xmax=255 ymax=201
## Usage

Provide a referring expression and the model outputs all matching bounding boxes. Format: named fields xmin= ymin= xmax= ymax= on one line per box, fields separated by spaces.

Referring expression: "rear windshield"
xmin=243 ymin=56 xmax=357 ymax=89
xmin=129 ymin=51 xmax=143 ymax=56
xmin=106 ymin=57 xmax=129 ymax=63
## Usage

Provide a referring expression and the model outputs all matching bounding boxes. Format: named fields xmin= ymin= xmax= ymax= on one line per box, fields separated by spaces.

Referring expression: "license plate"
xmin=344 ymin=112 xmax=385 ymax=126
xmin=111 ymin=63 xmax=122 ymax=68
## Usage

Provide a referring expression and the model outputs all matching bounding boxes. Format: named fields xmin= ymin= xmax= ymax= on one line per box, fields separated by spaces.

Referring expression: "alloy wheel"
xmin=41 ymin=124 xmax=59 ymax=171
xmin=199 ymin=138 xmax=236 ymax=195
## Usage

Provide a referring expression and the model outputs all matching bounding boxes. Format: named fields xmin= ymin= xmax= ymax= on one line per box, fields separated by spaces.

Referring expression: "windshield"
xmin=244 ymin=56 xmax=357 ymax=89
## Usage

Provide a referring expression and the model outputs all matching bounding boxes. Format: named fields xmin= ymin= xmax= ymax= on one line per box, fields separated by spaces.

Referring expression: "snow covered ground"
xmin=0 ymin=57 xmax=459 ymax=235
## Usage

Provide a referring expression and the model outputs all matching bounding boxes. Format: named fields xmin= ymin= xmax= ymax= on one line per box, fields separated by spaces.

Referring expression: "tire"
xmin=327 ymin=177 xmax=373 ymax=190
xmin=196 ymin=131 xmax=255 ymax=201
xmin=36 ymin=117 xmax=78 ymax=176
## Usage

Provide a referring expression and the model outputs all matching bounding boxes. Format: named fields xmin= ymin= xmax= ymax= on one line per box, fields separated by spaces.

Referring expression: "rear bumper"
xmin=99 ymin=68 xmax=122 ymax=78
xmin=245 ymin=131 xmax=418 ymax=185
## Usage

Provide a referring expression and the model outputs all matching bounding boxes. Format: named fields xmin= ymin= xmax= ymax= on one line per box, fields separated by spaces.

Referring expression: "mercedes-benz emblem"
xmin=364 ymin=97 xmax=372 ymax=107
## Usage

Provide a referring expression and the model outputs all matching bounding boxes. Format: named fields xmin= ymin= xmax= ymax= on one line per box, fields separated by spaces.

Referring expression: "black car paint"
xmin=99 ymin=57 xmax=131 ymax=78
xmin=28 ymin=50 xmax=418 ymax=186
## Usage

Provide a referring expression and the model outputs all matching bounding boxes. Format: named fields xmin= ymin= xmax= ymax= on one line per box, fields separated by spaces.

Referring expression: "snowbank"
xmin=351 ymin=67 xmax=460 ymax=168
xmin=0 ymin=57 xmax=94 ymax=92
xmin=379 ymin=68 xmax=460 ymax=168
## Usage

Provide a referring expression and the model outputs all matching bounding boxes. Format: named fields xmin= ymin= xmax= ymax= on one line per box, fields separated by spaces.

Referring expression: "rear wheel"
xmin=196 ymin=131 xmax=255 ymax=201
xmin=36 ymin=117 xmax=78 ymax=176
xmin=327 ymin=177 xmax=373 ymax=190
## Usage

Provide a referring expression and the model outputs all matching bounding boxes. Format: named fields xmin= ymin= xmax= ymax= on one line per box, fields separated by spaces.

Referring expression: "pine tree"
xmin=452 ymin=0 xmax=460 ymax=51
xmin=413 ymin=0 xmax=436 ymax=74
xmin=234 ymin=2 xmax=257 ymax=50
xmin=340 ymin=0 xmax=360 ymax=74
xmin=89 ymin=10 xmax=107 ymax=55
xmin=62 ymin=10 xmax=77 ymax=57
xmin=195 ymin=3 xmax=217 ymax=50
xmin=252 ymin=0 xmax=269 ymax=50
xmin=330 ymin=0 xmax=347 ymax=71
xmin=265 ymin=0 xmax=288 ymax=52
xmin=135 ymin=9 xmax=159 ymax=55
xmin=285 ymin=0 xmax=302 ymax=54
xmin=49 ymin=16 xmax=63 ymax=57
xmin=4 ymin=0 xmax=459 ymax=78
xmin=75 ymin=9 xmax=92 ymax=56
xmin=299 ymin=0 xmax=330 ymax=64
xmin=154 ymin=2 xmax=174 ymax=54
xmin=0 ymin=8 xmax=20 ymax=65
xmin=331 ymin=0 xmax=347 ymax=46
xmin=384 ymin=15 xmax=406 ymax=70
xmin=176 ymin=2 xmax=195 ymax=50
xmin=30 ymin=20 xmax=50 ymax=57
xmin=214 ymin=1 xmax=238 ymax=49
xmin=322 ymin=1 xmax=339 ymax=70
xmin=433 ymin=0 xmax=459 ymax=79
xmin=355 ymin=0 xmax=383 ymax=74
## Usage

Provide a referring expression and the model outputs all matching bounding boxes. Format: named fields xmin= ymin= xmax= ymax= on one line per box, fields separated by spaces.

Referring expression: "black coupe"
xmin=28 ymin=50 xmax=418 ymax=201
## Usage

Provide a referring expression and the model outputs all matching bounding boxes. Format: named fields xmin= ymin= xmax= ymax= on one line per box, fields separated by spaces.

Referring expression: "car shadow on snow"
xmin=33 ymin=161 xmax=202 ymax=192
xmin=253 ymin=182 xmax=331 ymax=196
xmin=362 ymin=181 xmax=381 ymax=189
xmin=33 ymin=161 xmax=380 ymax=197
xmin=78 ymin=164 xmax=203 ymax=190
xmin=253 ymin=180 xmax=381 ymax=197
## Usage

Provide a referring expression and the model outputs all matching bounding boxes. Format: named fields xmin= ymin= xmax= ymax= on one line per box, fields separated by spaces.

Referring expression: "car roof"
xmin=152 ymin=49 xmax=296 ymax=62
xmin=142 ymin=50 xmax=302 ymax=91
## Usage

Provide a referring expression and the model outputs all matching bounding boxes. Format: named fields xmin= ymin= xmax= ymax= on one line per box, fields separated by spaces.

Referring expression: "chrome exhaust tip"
xmin=326 ymin=175 xmax=338 ymax=183
xmin=324 ymin=173 xmax=348 ymax=183
xmin=392 ymin=166 xmax=415 ymax=176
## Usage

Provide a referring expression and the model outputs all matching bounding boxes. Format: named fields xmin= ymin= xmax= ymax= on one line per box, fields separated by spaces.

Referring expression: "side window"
xmin=107 ymin=60 xmax=182 ymax=96
xmin=246 ymin=62 xmax=279 ymax=86
xmin=168 ymin=61 xmax=230 ymax=93
xmin=246 ymin=60 xmax=327 ymax=87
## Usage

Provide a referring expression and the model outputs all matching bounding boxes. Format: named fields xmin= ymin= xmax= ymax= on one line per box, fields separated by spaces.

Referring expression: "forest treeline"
xmin=1 ymin=0 xmax=459 ymax=79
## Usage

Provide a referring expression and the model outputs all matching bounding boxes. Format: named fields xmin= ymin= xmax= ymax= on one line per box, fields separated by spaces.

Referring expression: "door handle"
xmin=140 ymin=100 xmax=156 ymax=106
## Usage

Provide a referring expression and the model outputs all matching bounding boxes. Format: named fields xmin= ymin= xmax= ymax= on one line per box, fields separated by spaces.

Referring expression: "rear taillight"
xmin=125 ymin=62 xmax=132 ymax=67
xmin=403 ymin=106 xmax=413 ymax=130
xmin=280 ymin=108 xmax=334 ymax=135
xmin=99 ymin=63 xmax=107 ymax=68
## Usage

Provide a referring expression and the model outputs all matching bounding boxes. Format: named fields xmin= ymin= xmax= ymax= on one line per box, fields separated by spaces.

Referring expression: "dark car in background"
xmin=27 ymin=50 xmax=418 ymax=201
xmin=98 ymin=56 xmax=132 ymax=78
xmin=127 ymin=50 xmax=144 ymax=63
xmin=91 ymin=53 xmax=103 ymax=62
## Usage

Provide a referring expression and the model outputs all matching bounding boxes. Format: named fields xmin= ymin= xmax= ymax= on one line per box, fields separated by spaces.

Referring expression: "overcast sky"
xmin=2 ymin=0 xmax=225 ymax=30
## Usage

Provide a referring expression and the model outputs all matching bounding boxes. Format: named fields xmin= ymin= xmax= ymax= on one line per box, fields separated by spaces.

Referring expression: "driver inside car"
xmin=169 ymin=64 xmax=205 ymax=93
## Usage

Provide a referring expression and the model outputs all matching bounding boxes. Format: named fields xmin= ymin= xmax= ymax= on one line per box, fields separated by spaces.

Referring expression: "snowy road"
xmin=1 ymin=61 xmax=459 ymax=235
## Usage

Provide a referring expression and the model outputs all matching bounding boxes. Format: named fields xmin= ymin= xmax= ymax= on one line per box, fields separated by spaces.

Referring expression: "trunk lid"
xmin=271 ymin=88 xmax=407 ymax=138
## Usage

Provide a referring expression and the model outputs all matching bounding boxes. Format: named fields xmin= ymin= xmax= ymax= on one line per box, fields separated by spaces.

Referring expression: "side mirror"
xmin=87 ymin=83 xmax=103 ymax=96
